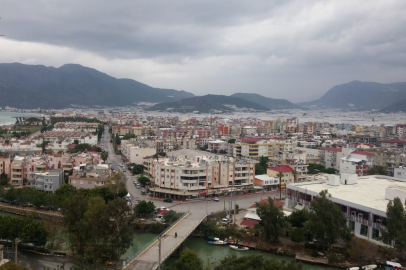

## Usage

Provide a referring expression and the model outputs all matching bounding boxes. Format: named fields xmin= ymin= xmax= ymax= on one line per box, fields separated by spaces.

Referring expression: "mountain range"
xmin=1 ymin=63 xmax=406 ymax=112
xmin=148 ymin=95 xmax=270 ymax=113
xmin=231 ymin=93 xmax=299 ymax=110
xmin=298 ymin=80 xmax=406 ymax=110
xmin=0 ymin=63 xmax=194 ymax=109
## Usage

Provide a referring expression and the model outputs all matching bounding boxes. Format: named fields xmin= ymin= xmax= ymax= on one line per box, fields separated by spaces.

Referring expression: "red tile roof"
xmin=156 ymin=209 xmax=168 ymax=216
xmin=240 ymin=219 xmax=259 ymax=227
xmin=249 ymin=198 xmax=284 ymax=209
xmin=319 ymin=147 xmax=342 ymax=152
xmin=351 ymin=150 xmax=375 ymax=156
xmin=268 ymin=165 xmax=294 ymax=173
xmin=381 ymin=139 xmax=405 ymax=143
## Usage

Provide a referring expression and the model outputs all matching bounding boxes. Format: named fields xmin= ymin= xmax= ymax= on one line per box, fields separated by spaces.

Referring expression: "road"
xmin=103 ymin=127 xmax=283 ymax=215
xmin=1 ymin=248 xmax=74 ymax=270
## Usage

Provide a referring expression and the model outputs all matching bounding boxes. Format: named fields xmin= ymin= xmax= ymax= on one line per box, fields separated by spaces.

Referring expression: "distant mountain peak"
xmin=230 ymin=93 xmax=299 ymax=110
xmin=298 ymin=81 xmax=406 ymax=110
xmin=0 ymin=62 xmax=194 ymax=109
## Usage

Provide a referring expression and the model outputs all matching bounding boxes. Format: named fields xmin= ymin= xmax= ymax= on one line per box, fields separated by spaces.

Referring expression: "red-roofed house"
xmin=267 ymin=165 xmax=294 ymax=186
xmin=339 ymin=148 xmax=375 ymax=176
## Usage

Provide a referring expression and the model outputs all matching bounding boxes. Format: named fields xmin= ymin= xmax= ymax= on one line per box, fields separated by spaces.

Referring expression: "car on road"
xmin=133 ymin=180 xmax=138 ymax=185
xmin=141 ymin=190 xmax=146 ymax=195
xmin=0 ymin=198 xmax=10 ymax=204
xmin=163 ymin=198 xmax=173 ymax=203
xmin=22 ymin=202 xmax=33 ymax=207
xmin=212 ymin=197 xmax=219 ymax=202
xmin=136 ymin=184 xmax=141 ymax=189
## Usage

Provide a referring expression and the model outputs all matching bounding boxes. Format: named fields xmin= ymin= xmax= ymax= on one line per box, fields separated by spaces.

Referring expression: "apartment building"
xmin=121 ymin=139 xmax=156 ymax=164
xmin=146 ymin=149 xmax=256 ymax=199
xmin=69 ymin=165 xmax=111 ymax=189
xmin=367 ymin=148 xmax=404 ymax=176
xmin=208 ymin=140 xmax=227 ymax=152
xmin=319 ymin=146 xmax=342 ymax=170
xmin=395 ymin=124 xmax=406 ymax=138
xmin=380 ymin=139 xmax=405 ymax=149
xmin=339 ymin=149 xmax=374 ymax=176
xmin=394 ymin=166 xmax=406 ymax=179
xmin=0 ymin=156 xmax=10 ymax=177
xmin=29 ymin=170 xmax=64 ymax=193
xmin=156 ymin=139 xmax=181 ymax=154
xmin=267 ymin=165 xmax=295 ymax=187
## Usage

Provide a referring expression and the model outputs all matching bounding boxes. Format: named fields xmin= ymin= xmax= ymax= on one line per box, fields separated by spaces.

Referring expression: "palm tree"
xmin=292 ymin=169 xmax=298 ymax=183
xmin=276 ymin=172 xmax=284 ymax=199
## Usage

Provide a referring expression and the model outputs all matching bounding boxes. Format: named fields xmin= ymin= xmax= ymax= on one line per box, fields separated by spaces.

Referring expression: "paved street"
xmin=2 ymin=248 xmax=74 ymax=270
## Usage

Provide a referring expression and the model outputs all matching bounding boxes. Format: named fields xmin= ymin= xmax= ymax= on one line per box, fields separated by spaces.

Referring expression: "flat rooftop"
xmin=291 ymin=176 xmax=406 ymax=212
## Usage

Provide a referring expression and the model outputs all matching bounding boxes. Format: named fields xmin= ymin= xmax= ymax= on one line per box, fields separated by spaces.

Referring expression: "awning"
xmin=294 ymin=204 xmax=304 ymax=211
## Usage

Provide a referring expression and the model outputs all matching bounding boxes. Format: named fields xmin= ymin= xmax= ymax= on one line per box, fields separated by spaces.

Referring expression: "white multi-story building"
xmin=147 ymin=149 xmax=256 ymax=199
xmin=319 ymin=147 xmax=342 ymax=170
xmin=285 ymin=174 xmax=406 ymax=244
xmin=394 ymin=166 xmax=406 ymax=180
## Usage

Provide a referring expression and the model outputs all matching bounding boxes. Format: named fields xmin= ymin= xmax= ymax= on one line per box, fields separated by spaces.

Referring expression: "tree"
xmin=288 ymin=210 xmax=308 ymax=228
xmin=290 ymin=228 xmax=306 ymax=243
xmin=227 ymin=139 xmax=236 ymax=144
xmin=292 ymin=170 xmax=298 ymax=183
xmin=255 ymin=197 xmax=288 ymax=242
xmin=255 ymin=156 xmax=268 ymax=175
xmin=134 ymin=200 xmax=155 ymax=218
xmin=101 ymin=151 xmax=108 ymax=163
xmin=62 ymin=195 xmax=133 ymax=262
xmin=214 ymin=254 xmax=305 ymax=270
xmin=115 ymin=134 xmax=121 ymax=146
xmin=171 ymin=248 xmax=203 ymax=270
xmin=164 ymin=210 xmax=178 ymax=224
xmin=306 ymin=190 xmax=347 ymax=249
xmin=369 ymin=165 xmax=388 ymax=176
xmin=122 ymin=134 xmax=136 ymax=140
xmin=276 ymin=172 xmax=284 ymax=199
xmin=138 ymin=176 xmax=150 ymax=186
xmin=381 ymin=197 xmax=406 ymax=254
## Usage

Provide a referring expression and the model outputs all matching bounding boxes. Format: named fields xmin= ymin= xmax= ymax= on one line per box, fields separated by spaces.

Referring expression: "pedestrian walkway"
xmin=123 ymin=212 xmax=206 ymax=270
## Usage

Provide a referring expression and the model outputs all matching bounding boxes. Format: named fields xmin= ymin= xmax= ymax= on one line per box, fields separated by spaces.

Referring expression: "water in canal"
xmin=123 ymin=233 xmax=341 ymax=270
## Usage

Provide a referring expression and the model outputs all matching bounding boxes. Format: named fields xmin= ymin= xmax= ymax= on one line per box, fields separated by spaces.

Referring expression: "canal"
xmin=122 ymin=233 xmax=341 ymax=270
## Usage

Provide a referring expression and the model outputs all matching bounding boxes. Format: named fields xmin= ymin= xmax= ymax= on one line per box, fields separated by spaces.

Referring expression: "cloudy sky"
xmin=1 ymin=0 xmax=406 ymax=102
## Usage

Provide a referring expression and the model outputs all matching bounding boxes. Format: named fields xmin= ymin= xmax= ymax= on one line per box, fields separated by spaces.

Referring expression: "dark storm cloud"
xmin=1 ymin=0 xmax=406 ymax=102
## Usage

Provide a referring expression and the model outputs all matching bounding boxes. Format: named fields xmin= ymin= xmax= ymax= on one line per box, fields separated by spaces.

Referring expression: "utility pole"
xmin=14 ymin=238 xmax=18 ymax=264
xmin=158 ymin=236 xmax=162 ymax=270
xmin=233 ymin=184 xmax=236 ymax=226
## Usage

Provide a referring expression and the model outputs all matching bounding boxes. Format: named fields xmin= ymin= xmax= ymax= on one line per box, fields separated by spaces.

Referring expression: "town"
xmin=0 ymin=108 xmax=406 ymax=270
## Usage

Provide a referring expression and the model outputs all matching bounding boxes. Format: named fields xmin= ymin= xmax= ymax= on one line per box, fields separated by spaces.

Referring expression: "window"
xmin=80 ymin=181 xmax=83 ymax=185
xmin=372 ymin=228 xmax=380 ymax=240
xmin=72 ymin=180 xmax=76 ymax=184
xmin=348 ymin=220 xmax=355 ymax=232
xmin=44 ymin=185 xmax=47 ymax=189
xmin=360 ymin=224 xmax=368 ymax=237
xmin=50 ymin=179 xmax=53 ymax=183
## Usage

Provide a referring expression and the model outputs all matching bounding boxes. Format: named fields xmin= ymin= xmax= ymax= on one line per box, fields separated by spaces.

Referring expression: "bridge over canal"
xmin=122 ymin=212 xmax=207 ymax=270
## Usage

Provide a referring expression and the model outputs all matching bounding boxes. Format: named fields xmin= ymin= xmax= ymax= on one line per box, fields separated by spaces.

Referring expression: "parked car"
xmin=0 ymin=198 xmax=10 ymax=204
xmin=221 ymin=218 xmax=229 ymax=226
xmin=133 ymin=180 xmax=138 ymax=185
xmin=11 ymin=200 xmax=20 ymax=205
xmin=136 ymin=184 xmax=141 ymax=189
xmin=163 ymin=198 xmax=173 ymax=203
xmin=141 ymin=190 xmax=146 ymax=195
xmin=22 ymin=202 xmax=33 ymax=207
xmin=212 ymin=197 xmax=219 ymax=202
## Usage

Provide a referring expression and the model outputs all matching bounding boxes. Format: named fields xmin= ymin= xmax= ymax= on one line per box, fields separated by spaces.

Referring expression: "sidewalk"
xmin=146 ymin=190 xmax=284 ymax=204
